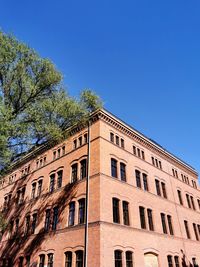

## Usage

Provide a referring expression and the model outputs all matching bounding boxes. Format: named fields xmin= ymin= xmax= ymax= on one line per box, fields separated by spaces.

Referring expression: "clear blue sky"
xmin=1 ymin=0 xmax=200 ymax=175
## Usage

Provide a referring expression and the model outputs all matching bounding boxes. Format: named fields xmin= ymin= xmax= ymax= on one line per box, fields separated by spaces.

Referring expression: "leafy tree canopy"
xmin=0 ymin=31 xmax=102 ymax=173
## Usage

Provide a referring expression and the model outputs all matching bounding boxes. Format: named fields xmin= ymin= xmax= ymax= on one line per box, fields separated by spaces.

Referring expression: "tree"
xmin=0 ymin=31 xmax=102 ymax=173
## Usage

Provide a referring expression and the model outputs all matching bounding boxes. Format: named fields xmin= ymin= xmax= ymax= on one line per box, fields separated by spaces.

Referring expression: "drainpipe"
xmin=84 ymin=119 xmax=91 ymax=267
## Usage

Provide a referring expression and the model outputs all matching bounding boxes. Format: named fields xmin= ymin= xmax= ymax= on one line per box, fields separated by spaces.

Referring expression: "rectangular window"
xmin=73 ymin=139 xmax=77 ymax=149
xmin=177 ymin=190 xmax=183 ymax=205
xmin=49 ymin=174 xmax=55 ymax=193
xmin=111 ymin=159 xmax=118 ymax=178
xmin=65 ymin=252 xmax=72 ymax=267
xmin=151 ymin=157 xmax=155 ymax=166
xmin=57 ymin=149 xmax=61 ymax=158
xmin=79 ymin=136 xmax=82 ymax=146
xmin=47 ymin=253 xmax=54 ymax=267
xmin=116 ymin=136 xmax=119 ymax=145
xmin=186 ymin=194 xmax=191 ymax=208
xmin=78 ymin=199 xmax=85 ymax=224
xmin=84 ymin=133 xmax=88 ymax=144
xmin=68 ymin=202 xmax=75 ymax=226
xmin=141 ymin=151 xmax=145 ymax=160
xmin=193 ymin=223 xmax=199 ymax=241
xmin=31 ymin=213 xmax=37 ymax=234
xmin=161 ymin=213 xmax=167 ymax=234
xmin=62 ymin=146 xmax=65 ymax=155
xmin=37 ymin=180 xmax=43 ymax=197
xmin=137 ymin=148 xmax=141 ymax=158
xmin=139 ymin=206 xmax=146 ymax=229
xmin=143 ymin=174 xmax=148 ymax=191
xmin=159 ymin=161 xmax=162 ymax=169
xmin=18 ymin=257 xmax=24 ymax=267
xmin=121 ymin=139 xmax=124 ymax=148
xmin=76 ymin=250 xmax=83 ymax=267
xmin=25 ymin=215 xmax=30 ymax=235
xmin=71 ymin=163 xmax=78 ymax=182
xmin=174 ymin=256 xmax=180 ymax=267
xmin=31 ymin=183 xmax=36 ymax=199
xmin=167 ymin=255 xmax=173 ymax=267
xmin=120 ymin=163 xmax=126 ymax=182
xmin=57 ymin=170 xmax=63 ymax=188
xmin=80 ymin=159 xmax=87 ymax=180
xmin=167 ymin=215 xmax=174 ymax=235
xmin=135 ymin=170 xmax=141 ymax=188
xmin=114 ymin=250 xmax=122 ymax=267
xmin=39 ymin=255 xmax=45 ymax=267
xmin=133 ymin=146 xmax=136 ymax=155
xmin=155 ymin=180 xmax=161 ymax=196
xmin=190 ymin=196 xmax=196 ymax=210
xmin=45 ymin=209 xmax=51 ymax=232
xmin=113 ymin=198 xmax=120 ymax=223
xmin=147 ymin=209 xmax=154 ymax=231
xmin=52 ymin=207 xmax=59 ymax=230
xmin=184 ymin=220 xmax=190 ymax=239
xmin=53 ymin=151 xmax=56 ymax=160
xmin=161 ymin=182 xmax=167 ymax=199
xmin=126 ymin=251 xmax=133 ymax=267
xmin=122 ymin=201 xmax=129 ymax=226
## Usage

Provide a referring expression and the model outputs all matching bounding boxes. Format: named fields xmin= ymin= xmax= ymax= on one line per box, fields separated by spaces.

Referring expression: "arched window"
xmin=39 ymin=254 xmax=45 ymax=267
xmin=76 ymin=250 xmax=83 ymax=267
xmin=80 ymin=159 xmax=87 ymax=180
xmin=114 ymin=250 xmax=122 ymax=267
xmin=126 ymin=251 xmax=133 ymax=267
xmin=65 ymin=251 xmax=72 ymax=267
xmin=113 ymin=198 xmax=120 ymax=224
xmin=111 ymin=158 xmax=118 ymax=178
xmin=68 ymin=201 xmax=75 ymax=226
xmin=167 ymin=255 xmax=173 ymax=267
xmin=78 ymin=199 xmax=86 ymax=224
xmin=47 ymin=253 xmax=54 ymax=267
xmin=144 ymin=253 xmax=159 ymax=267
xmin=57 ymin=170 xmax=63 ymax=188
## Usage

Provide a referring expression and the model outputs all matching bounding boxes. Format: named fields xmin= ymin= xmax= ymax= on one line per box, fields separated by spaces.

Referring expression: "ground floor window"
xmin=144 ymin=253 xmax=159 ymax=267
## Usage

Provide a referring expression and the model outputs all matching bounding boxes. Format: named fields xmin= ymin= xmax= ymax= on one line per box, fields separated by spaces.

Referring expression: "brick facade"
xmin=0 ymin=109 xmax=199 ymax=267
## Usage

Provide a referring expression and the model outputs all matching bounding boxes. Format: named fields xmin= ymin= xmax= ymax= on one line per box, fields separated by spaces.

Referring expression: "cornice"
xmin=96 ymin=109 xmax=197 ymax=177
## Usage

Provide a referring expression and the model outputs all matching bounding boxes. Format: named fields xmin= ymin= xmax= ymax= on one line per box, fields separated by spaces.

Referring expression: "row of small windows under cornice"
xmin=0 ymin=132 xmax=88 ymax=190
xmin=109 ymin=132 xmax=198 ymax=193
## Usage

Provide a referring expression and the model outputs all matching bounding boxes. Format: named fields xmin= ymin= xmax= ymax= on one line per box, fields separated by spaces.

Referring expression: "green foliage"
xmin=0 ymin=31 xmax=102 ymax=172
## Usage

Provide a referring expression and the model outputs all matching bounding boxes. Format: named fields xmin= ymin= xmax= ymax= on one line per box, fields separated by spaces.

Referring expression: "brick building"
xmin=0 ymin=108 xmax=199 ymax=267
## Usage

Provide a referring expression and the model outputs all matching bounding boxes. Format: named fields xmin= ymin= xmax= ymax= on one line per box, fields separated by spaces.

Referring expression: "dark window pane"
xmin=72 ymin=163 xmax=78 ymax=182
xmin=76 ymin=250 xmax=83 ymax=267
xmin=167 ymin=255 xmax=173 ymax=267
xmin=147 ymin=209 xmax=154 ymax=231
xmin=52 ymin=207 xmax=59 ymax=230
xmin=161 ymin=213 xmax=167 ymax=234
xmin=136 ymin=170 xmax=141 ymax=188
xmin=177 ymin=190 xmax=183 ymax=205
xmin=111 ymin=159 xmax=118 ymax=178
xmin=174 ymin=256 xmax=180 ymax=267
xmin=126 ymin=251 xmax=133 ymax=267
xmin=167 ymin=215 xmax=174 ymax=235
xmin=65 ymin=251 xmax=72 ymax=267
xmin=45 ymin=209 xmax=51 ymax=232
xmin=18 ymin=257 xmax=24 ymax=267
xmin=114 ymin=250 xmax=122 ymax=267
xmin=113 ymin=198 xmax=120 ymax=223
xmin=184 ymin=220 xmax=190 ymax=239
xmin=25 ymin=215 xmax=30 ymax=235
xmin=47 ymin=253 xmax=54 ymax=267
xmin=193 ymin=223 xmax=199 ymax=241
xmin=57 ymin=170 xmax=63 ymax=188
xmin=186 ymin=194 xmax=191 ymax=208
xmin=31 ymin=213 xmax=37 ymax=234
xmin=80 ymin=159 xmax=87 ymax=180
xmin=161 ymin=182 xmax=167 ymax=199
xmin=123 ymin=201 xmax=129 ymax=225
xmin=39 ymin=254 xmax=45 ymax=267
xmin=38 ymin=179 xmax=43 ymax=197
xmin=120 ymin=163 xmax=126 ymax=182
xmin=68 ymin=202 xmax=75 ymax=226
xmin=139 ymin=206 xmax=146 ymax=229
xmin=155 ymin=180 xmax=161 ymax=196
xmin=78 ymin=199 xmax=85 ymax=224
xmin=116 ymin=136 xmax=119 ymax=145
xmin=143 ymin=174 xmax=148 ymax=191
xmin=49 ymin=174 xmax=55 ymax=193
xmin=121 ymin=139 xmax=124 ymax=148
